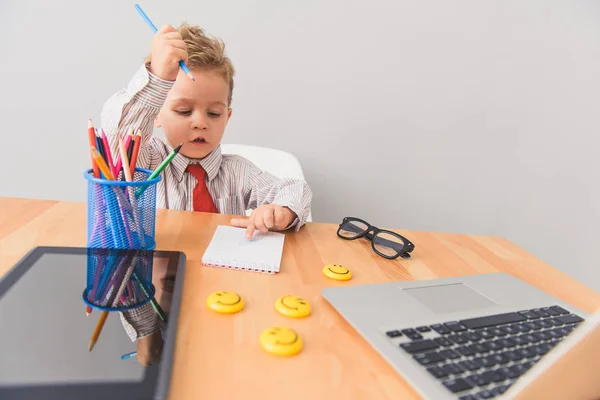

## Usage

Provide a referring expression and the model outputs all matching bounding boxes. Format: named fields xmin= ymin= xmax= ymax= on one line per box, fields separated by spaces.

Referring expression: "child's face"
xmin=155 ymin=68 xmax=232 ymax=159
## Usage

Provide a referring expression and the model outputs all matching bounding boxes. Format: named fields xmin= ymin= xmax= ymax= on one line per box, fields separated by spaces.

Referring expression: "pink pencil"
xmin=100 ymin=130 xmax=116 ymax=178
xmin=113 ymin=132 xmax=133 ymax=180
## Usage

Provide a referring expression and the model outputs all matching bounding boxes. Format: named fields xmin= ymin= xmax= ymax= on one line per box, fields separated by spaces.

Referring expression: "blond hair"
xmin=146 ymin=23 xmax=235 ymax=105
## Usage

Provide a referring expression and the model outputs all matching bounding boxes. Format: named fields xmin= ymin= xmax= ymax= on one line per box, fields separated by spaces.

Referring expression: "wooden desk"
xmin=1 ymin=197 xmax=599 ymax=400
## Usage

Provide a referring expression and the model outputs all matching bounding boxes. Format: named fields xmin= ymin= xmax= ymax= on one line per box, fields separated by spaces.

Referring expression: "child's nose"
xmin=192 ymin=114 xmax=209 ymax=130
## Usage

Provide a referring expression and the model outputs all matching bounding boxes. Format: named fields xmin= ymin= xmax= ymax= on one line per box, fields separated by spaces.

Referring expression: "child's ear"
xmin=154 ymin=116 xmax=162 ymax=128
xmin=227 ymin=108 xmax=232 ymax=119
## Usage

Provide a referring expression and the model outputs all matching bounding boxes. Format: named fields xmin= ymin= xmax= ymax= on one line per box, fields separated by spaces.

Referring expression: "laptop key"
xmin=526 ymin=333 xmax=541 ymax=343
xmin=413 ymin=351 xmax=445 ymax=366
xmin=386 ymin=330 xmax=402 ymax=338
xmin=444 ymin=321 xmax=467 ymax=332
xmin=489 ymin=328 xmax=506 ymax=337
xmin=550 ymin=305 xmax=570 ymax=315
xmin=442 ymin=378 xmax=473 ymax=393
xmin=519 ymin=310 xmax=540 ymax=319
xmin=456 ymin=345 xmax=477 ymax=357
xmin=458 ymin=359 xmax=479 ymax=371
xmin=434 ymin=337 xmax=453 ymax=347
xmin=430 ymin=324 xmax=451 ymax=334
xmin=448 ymin=334 xmax=469 ymax=345
xmin=400 ymin=339 xmax=439 ymax=354
xmin=556 ymin=314 xmax=584 ymax=324
xmin=538 ymin=320 xmax=553 ymax=329
xmin=531 ymin=308 xmax=550 ymax=318
xmin=542 ymin=306 xmax=560 ymax=316
xmin=500 ymin=337 xmax=516 ymax=348
xmin=402 ymin=328 xmax=423 ymax=340
xmin=502 ymin=350 xmax=523 ymax=362
xmin=441 ymin=362 xmax=464 ymax=375
xmin=473 ymin=342 xmax=491 ymax=354
xmin=492 ymin=353 xmax=510 ymax=365
xmin=481 ymin=369 xmax=505 ymax=383
xmin=500 ymin=325 xmax=518 ymax=335
xmin=458 ymin=395 xmax=477 ymax=400
xmin=486 ymin=340 xmax=504 ymax=351
xmin=476 ymin=389 xmax=494 ymax=399
xmin=460 ymin=312 xmax=525 ymax=329
xmin=522 ymin=321 xmax=538 ymax=331
xmin=548 ymin=317 xmax=564 ymax=327
xmin=467 ymin=372 xmax=492 ymax=386
xmin=473 ymin=356 xmax=496 ymax=368
xmin=439 ymin=349 xmax=461 ymax=360
xmin=426 ymin=365 xmax=448 ymax=379
xmin=516 ymin=347 xmax=535 ymax=359
xmin=509 ymin=364 xmax=527 ymax=377
xmin=463 ymin=331 xmax=482 ymax=342
xmin=416 ymin=326 xmax=431 ymax=332
xmin=499 ymin=366 xmax=519 ymax=379
xmin=478 ymin=329 xmax=494 ymax=339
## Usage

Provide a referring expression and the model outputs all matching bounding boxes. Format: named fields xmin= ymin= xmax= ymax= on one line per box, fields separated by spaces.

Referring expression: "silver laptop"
xmin=321 ymin=272 xmax=595 ymax=399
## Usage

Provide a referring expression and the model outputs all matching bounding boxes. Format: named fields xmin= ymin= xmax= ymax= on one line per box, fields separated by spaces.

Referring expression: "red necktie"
xmin=186 ymin=164 xmax=219 ymax=213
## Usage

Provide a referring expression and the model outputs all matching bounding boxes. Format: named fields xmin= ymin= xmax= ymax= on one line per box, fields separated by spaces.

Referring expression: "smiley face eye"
xmin=299 ymin=301 xmax=306 ymax=305
xmin=216 ymin=293 xmax=222 ymax=296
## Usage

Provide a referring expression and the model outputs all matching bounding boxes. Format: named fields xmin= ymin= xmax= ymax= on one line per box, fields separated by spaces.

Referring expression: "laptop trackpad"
xmin=403 ymin=283 xmax=498 ymax=314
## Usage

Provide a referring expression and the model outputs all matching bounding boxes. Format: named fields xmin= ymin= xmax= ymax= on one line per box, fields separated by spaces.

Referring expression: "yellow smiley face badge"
xmin=275 ymin=295 xmax=311 ymax=318
xmin=260 ymin=326 xmax=303 ymax=356
xmin=322 ymin=264 xmax=352 ymax=281
xmin=206 ymin=291 xmax=244 ymax=314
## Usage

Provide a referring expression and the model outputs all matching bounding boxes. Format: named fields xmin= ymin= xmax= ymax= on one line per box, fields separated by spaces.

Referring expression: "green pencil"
xmin=135 ymin=143 xmax=183 ymax=197
xmin=132 ymin=271 xmax=167 ymax=322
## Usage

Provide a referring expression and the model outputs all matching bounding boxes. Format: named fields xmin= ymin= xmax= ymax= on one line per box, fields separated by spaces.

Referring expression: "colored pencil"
xmin=129 ymin=130 xmax=142 ymax=174
xmin=101 ymin=130 xmax=116 ymax=178
xmin=87 ymin=120 xmax=100 ymax=178
xmin=133 ymin=271 xmax=167 ymax=322
xmin=113 ymin=133 xmax=132 ymax=180
xmin=135 ymin=143 xmax=182 ymax=197
xmin=88 ymin=310 xmax=108 ymax=351
xmin=118 ymin=138 xmax=133 ymax=182
xmin=91 ymin=147 xmax=115 ymax=181
xmin=127 ymin=132 xmax=135 ymax=165
xmin=121 ymin=351 xmax=137 ymax=360
xmin=134 ymin=3 xmax=195 ymax=81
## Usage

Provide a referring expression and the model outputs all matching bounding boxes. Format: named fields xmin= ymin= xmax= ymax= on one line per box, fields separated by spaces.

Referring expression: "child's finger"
xmin=163 ymin=32 xmax=183 ymax=40
xmin=264 ymin=207 xmax=275 ymax=229
xmin=230 ymin=218 xmax=249 ymax=228
xmin=273 ymin=206 xmax=285 ymax=229
xmin=158 ymin=24 xmax=176 ymax=34
xmin=246 ymin=223 xmax=256 ymax=239
xmin=254 ymin=211 xmax=268 ymax=233
xmin=167 ymin=39 xmax=188 ymax=50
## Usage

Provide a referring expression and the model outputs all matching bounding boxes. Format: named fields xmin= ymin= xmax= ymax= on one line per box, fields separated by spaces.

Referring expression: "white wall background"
xmin=1 ymin=0 xmax=599 ymax=291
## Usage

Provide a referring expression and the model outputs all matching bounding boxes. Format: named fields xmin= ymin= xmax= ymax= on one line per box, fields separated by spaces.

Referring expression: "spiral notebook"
xmin=202 ymin=225 xmax=285 ymax=274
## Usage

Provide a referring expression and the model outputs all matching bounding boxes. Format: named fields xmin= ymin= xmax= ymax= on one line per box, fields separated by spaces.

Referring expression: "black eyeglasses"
xmin=337 ymin=217 xmax=415 ymax=259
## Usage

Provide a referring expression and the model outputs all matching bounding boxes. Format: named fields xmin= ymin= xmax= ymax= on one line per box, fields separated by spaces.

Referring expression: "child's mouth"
xmin=191 ymin=137 xmax=206 ymax=144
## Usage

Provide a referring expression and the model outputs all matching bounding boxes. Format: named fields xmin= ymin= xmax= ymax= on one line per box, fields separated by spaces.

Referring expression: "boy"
xmin=101 ymin=23 xmax=312 ymax=363
xmin=101 ymin=23 xmax=312 ymax=240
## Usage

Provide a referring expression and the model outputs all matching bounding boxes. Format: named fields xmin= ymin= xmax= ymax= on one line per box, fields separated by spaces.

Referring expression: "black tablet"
xmin=0 ymin=246 xmax=186 ymax=400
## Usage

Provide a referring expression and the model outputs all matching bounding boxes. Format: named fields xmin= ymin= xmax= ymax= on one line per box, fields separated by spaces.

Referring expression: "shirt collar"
xmin=172 ymin=144 xmax=223 ymax=183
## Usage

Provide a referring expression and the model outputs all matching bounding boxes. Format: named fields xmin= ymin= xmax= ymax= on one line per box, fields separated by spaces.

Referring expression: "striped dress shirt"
xmin=101 ymin=63 xmax=312 ymax=340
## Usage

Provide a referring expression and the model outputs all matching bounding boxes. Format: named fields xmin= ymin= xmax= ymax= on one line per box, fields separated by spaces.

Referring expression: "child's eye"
xmin=175 ymin=110 xmax=191 ymax=116
xmin=208 ymin=112 xmax=221 ymax=118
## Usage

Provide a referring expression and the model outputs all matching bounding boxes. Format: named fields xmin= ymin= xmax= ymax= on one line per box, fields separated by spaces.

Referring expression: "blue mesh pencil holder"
xmin=82 ymin=248 xmax=155 ymax=312
xmin=84 ymin=168 xmax=161 ymax=250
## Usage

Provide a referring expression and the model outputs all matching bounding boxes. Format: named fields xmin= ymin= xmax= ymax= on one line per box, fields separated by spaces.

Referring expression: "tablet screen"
xmin=0 ymin=247 xmax=185 ymax=400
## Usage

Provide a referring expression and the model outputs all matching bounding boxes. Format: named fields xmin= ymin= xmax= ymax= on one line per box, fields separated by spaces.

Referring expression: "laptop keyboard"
xmin=386 ymin=305 xmax=585 ymax=399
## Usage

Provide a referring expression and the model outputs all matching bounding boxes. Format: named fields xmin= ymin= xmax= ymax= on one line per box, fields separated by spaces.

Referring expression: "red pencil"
xmin=129 ymin=130 xmax=142 ymax=173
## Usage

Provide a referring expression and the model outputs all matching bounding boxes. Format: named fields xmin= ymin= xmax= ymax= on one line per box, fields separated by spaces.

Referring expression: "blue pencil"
xmin=121 ymin=351 xmax=137 ymax=360
xmin=134 ymin=3 xmax=195 ymax=81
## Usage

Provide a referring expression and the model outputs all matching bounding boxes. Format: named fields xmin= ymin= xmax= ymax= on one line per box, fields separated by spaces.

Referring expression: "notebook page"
xmin=202 ymin=225 xmax=285 ymax=273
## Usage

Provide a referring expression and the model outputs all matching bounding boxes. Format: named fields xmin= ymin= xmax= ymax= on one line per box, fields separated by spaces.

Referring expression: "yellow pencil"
xmin=90 ymin=147 xmax=115 ymax=181
xmin=88 ymin=310 xmax=108 ymax=351
xmin=117 ymin=138 xmax=132 ymax=182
